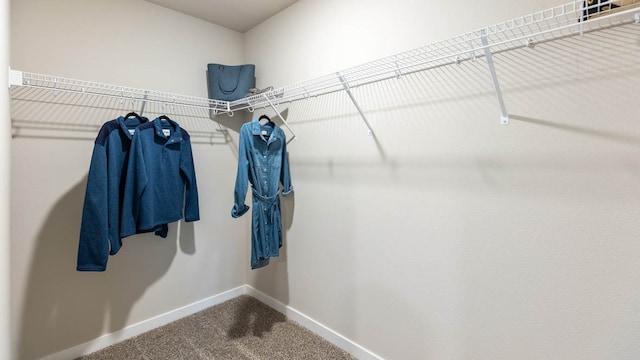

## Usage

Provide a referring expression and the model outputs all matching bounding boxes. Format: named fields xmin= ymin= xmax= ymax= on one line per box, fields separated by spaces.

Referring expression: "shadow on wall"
xmin=9 ymin=89 xmax=232 ymax=147
xmin=18 ymin=176 xmax=180 ymax=360
xmin=215 ymin=104 xmax=295 ymax=307
xmin=212 ymin=106 xmax=295 ymax=310
xmin=212 ymin=107 xmax=291 ymax=139
xmin=509 ymin=114 xmax=640 ymax=145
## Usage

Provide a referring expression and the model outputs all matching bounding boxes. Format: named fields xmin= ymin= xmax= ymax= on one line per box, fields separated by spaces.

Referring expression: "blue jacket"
xmin=120 ymin=117 xmax=200 ymax=238
xmin=232 ymin=119 xmax=293 ymax=269
xmin=78 ymin=116 xmax=153 ymax=271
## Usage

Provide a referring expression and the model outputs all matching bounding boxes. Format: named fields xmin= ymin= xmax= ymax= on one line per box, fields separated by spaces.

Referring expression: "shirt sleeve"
xmin=120 ymin=132 xmax=148 ymax=238
xmin=280 ymin=131 xmax=293 ymax=196
xmin=231 ymin=126 xmax=251 ymax=218
xmin=77 ymin=143 xmax=110 ymax=271
xmin=180 ymin=135 xmax=200 ymax=222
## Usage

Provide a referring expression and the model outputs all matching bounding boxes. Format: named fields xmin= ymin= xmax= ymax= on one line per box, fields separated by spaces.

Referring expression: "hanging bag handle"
xmin=218 ymin=65 xmax=242 ymax=94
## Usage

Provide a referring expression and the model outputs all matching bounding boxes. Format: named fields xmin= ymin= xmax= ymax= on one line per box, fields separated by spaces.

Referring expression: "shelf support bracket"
xmin=263 ymin=94 xmax=297 ymax=143
xmin=8 ymin=68 xmax=23 ymax=88
xmin=337 ymin=72 xmax=375 ymax=135
xmin=480 ymin=30 xmax=509 ymax=125
xmin=139 ymin=90 xmax=149 ymax=116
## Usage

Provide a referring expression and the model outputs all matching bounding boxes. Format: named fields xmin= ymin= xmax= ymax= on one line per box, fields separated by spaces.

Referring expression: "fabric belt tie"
xmin=251 ymin=188 xmax=281 ymax=261
xmin=252 ymin=188 xmax=280 ymax=226
xmin=252 ymin=188 xmax=279 ymax=204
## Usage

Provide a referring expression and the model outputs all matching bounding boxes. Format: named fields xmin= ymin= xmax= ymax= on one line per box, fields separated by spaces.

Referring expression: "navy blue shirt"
xmin=77 ymin=116 xmax=148 ymax=271
xmin=120 ymin=117 xmax=200 ymax=238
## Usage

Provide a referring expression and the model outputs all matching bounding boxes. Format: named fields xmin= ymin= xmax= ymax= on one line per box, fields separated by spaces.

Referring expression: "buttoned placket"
xmin=263 ymin=132 xmax=272 ymax=228
xmin=260 ymin=131 xmax=271 ymax=197
xmin=262 ymin=142 xmax=268 ymax=225
xmin=155 ymin=120 xmax=182 ymax=158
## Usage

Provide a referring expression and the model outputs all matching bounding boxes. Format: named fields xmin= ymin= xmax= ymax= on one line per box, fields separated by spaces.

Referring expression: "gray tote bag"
xmin=207 ymin=63 xmax=256 ymax=101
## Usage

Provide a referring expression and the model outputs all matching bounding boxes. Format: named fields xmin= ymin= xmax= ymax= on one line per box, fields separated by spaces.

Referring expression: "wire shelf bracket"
xmin=338 ymin=72 xmax=375 ymax=136
xmin=8 ymin=68 xmax=22 ymax=88
xmin=480 ymin=29 xmax=510 ymax=125
xmin=139 ymin=90 xmax=149 ymax=116
xmin=262 ymin=93 xmax=297 ymax=144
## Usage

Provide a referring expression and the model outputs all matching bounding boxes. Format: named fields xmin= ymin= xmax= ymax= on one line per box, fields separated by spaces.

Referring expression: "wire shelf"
xmin=9 ymin=1 xmax=640 ymax=122
xmin=10 ymin=71 xmax=231 ymax=114
xmin=230 ymin=0 xmax=640 ymax=112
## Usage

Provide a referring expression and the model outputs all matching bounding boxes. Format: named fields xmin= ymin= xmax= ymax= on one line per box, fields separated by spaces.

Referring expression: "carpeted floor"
xmin=76 ymin=295 xmax=356 ymax=360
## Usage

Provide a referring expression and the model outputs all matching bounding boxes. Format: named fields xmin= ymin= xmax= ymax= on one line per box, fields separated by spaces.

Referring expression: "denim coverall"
xmin=232 ymin=119 xmax=293 ymax=269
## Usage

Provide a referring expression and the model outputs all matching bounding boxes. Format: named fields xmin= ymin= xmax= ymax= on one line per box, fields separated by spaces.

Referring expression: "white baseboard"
xmin=245 ymin=285 xmax=384 ymax=360
xmin=41 ymin=285 xmax=383 ymax=360
xmin=40 ymin=286 xmax=246 ymax=360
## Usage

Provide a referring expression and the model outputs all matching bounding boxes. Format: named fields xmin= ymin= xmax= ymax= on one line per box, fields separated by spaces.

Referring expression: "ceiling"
xmin=146 ymin=0 xmax=300 ymax=33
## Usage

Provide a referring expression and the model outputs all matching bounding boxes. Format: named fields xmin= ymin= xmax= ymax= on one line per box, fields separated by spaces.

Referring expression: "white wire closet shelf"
xmin=9 ymin=0 xmax=640 ymax=133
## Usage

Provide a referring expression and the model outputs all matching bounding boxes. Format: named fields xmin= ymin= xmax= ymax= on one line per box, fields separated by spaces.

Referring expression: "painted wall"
xmin=10 ymin=0 xmax=249 ymax=359
xmin=245 ymin=0 xmax=640 ymax=359
xmin=9 ymin=0 xmax=640 ymax=359
xmin=2 ymin=0 xmax=12 ymax=359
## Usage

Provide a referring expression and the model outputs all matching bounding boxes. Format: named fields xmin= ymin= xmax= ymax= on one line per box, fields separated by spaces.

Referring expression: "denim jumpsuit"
xmin=232 ymin=119 xmax=293 ymax=269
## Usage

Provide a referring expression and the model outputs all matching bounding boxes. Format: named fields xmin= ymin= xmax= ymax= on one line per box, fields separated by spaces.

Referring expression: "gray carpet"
xmin=76 ymin=295 xmax=357 ymax=360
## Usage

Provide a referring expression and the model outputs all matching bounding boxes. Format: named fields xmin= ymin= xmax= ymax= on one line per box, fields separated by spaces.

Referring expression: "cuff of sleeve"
xmin=282 ymin=187 xmax=293 ymax=196
xmin=231 ymin=204 xmax=250 ymax=218
xmin=154 ymin=224 xmax=169 ymax=238
xmin=77 ymin=265 xmax=106 ymax=272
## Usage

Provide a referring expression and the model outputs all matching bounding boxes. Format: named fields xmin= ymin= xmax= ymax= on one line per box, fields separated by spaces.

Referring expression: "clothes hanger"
xmin=124 ymin=111 xmax=146 ymax=122
xmin=258 ymin=114 xmax=274 ymax=126
xmin=156 ymin=115 xmax=174 ymax=138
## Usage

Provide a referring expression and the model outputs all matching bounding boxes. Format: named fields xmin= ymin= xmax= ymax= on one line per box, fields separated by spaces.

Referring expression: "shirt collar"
xmin=250 ymin=119 xmax=265 ymax=135
xmin=252 ymin=118 xmax=279 ymax=131
xmin=153 ymin=117 xmax=183 ymax=143
xmin=250 ymin=119 xmax=279 ymax=142
xmin=117 ymin=115 xmax=148 ymax=139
